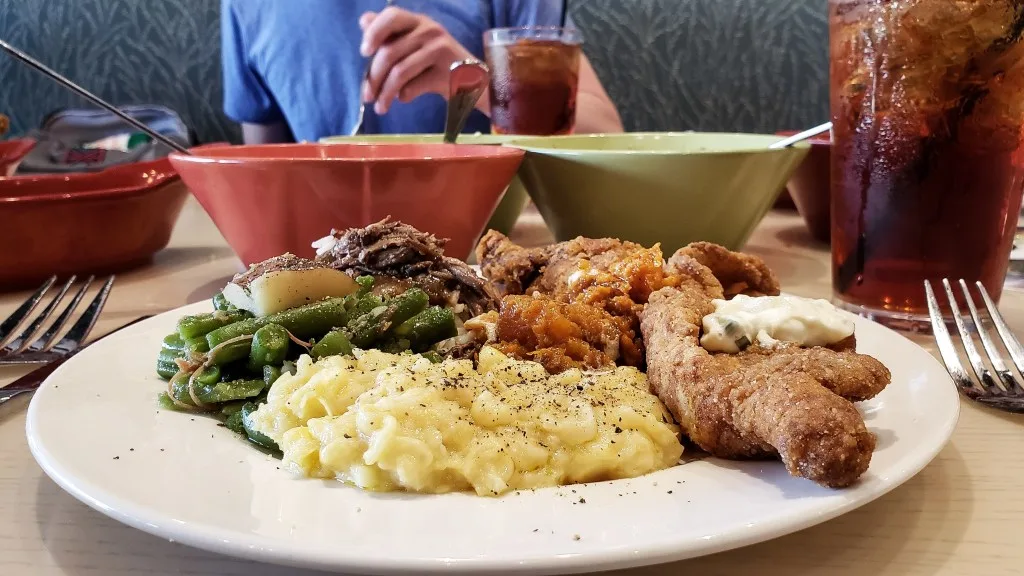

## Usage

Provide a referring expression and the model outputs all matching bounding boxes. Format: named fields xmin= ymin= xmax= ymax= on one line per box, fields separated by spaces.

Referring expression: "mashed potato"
xmin=249 ymin=347 xmax=682 ymax=496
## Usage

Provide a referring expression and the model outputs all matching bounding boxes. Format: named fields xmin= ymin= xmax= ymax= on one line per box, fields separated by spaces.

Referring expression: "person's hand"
xmin=359 ymin=6 xmax=475 ymax=114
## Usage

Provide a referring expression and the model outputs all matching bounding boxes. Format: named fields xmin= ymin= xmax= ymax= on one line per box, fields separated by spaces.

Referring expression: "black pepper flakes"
xmin=614 ymin=426 xmax=623 ymax=433
xmin=668 ymin=490 xmax=673 ymax=494
xmin=578 ymin=497 xmax=586 ymax=504
xmin=113 ymin=456 xmax=119 ymax=460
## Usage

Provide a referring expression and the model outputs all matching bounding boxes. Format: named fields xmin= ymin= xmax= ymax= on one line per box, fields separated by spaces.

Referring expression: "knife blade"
xmin=0 ymin=315 xmax=152 ymax=404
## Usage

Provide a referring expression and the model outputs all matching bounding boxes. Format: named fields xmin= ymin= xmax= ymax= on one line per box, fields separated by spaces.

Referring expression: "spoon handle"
xmin=768 ymin=122 xmax=832 ymax=150
xmin=444 ymin=59 xmax=489 ymax=144
xmin=0 ymin=38 xmax=191 ymax=155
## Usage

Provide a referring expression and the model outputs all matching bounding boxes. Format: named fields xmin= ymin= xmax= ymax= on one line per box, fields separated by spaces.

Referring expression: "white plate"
xmin=26 ymin=302 xmax=959 ymax=575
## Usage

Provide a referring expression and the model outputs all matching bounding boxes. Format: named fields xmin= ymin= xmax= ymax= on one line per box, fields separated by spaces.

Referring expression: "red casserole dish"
xmin=0 ymin=157 xmax=189 ymax=290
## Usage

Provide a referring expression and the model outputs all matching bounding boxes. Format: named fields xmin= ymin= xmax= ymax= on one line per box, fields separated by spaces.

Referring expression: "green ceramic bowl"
xmin=320 ymin=133 xmax=529 ymax=235
xmin=504 ymin=132 xmax=810 ymax=253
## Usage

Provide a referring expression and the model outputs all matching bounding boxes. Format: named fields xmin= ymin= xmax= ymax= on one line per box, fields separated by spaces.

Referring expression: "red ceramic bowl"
xmin=0 ymin=158 xmax=189 ymax=290
xmin=169 ymin=142 xmax=525 ymax=264
xmin=0 ymin=138 xmax=36 ymax=176
xmin=777 ymin=130 xmax=831 ymax=242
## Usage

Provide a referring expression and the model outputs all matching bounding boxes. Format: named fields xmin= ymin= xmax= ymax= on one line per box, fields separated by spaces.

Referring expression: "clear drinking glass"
xmin=483 ymin=26 xmax=582 ymax=136
xmin=829 ymin=0 xmax=1024 ymax=329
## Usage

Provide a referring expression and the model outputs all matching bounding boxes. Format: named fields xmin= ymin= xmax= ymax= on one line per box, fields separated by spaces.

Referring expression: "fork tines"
xmin=0 ymin=275 xmax=115 ymax=364
xmin=926 ymin=278 xmax=1024 ymax=412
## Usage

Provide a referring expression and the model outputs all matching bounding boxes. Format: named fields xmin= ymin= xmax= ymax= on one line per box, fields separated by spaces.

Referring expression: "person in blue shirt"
xmin=221 ymin=0 xmax=623 ymax=143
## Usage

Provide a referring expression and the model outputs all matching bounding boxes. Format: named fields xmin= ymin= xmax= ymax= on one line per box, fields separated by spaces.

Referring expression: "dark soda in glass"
xmin=484 ymin=27 xmax=582 ymax=136
xmin=829 ymin=0 xmax=1024 ymax=328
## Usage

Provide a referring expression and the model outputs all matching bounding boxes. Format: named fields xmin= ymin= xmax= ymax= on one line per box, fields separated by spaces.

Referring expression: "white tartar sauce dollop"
xmin=700 ymin=295 xmax=854 ymax=353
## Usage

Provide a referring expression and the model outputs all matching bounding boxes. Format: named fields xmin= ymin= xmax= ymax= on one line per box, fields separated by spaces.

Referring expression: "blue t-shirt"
xmin=222 ymin=0 xmax=567 ymax=141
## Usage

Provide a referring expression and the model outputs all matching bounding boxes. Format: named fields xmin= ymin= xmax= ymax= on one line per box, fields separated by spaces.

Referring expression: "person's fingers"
xmin=359 ymin=6 xmax=418 ymax=57
xmin=364 ymin=31 xmax=422 ymax=103
xmin=375 ymin=45 xmax=437 ymax=114
xmin=358 ymin=11 xmax=377 ymax=30
xmin=397 ymin=70 xmax=435 ymax=104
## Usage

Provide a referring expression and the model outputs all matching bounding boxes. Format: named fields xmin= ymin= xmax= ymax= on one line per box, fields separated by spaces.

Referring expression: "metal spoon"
xmin=0 ymin=38 xmax=191 ymax=155
xmin=443 ymin=59 xmax=489 ymax=144
xmin=768 ymin=121 xmax=832 ymax=150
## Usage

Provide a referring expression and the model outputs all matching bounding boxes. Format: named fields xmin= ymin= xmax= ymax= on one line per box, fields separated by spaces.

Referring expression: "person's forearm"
xmin=573 ymin=92 xmax=624 ymax=134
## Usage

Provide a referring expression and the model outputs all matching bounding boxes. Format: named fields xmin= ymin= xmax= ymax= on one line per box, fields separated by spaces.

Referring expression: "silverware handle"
xmin=0 ymin=39 xmax=192 ymax=155
xmin=444 ymin=59 xmax=489 ymax=144
xmin=0 ymin=314 xmax=152 ymax=399
xmin=0 ymin=388 xmax=29 ymax=405
xmin=768 ymin=122 xmax=833 ymax=150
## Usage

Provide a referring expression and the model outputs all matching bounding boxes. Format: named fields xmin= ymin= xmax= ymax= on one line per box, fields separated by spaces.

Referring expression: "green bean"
xmin=242 ymin=402 xmax=279 ymax=451
xmin=158 ymin=347 xmax=183 ymax=364
xmin=162 ymin=333 xmax=186 ymax=353
xmin=212 ymin=292 xmax=234 ymax=311
xmin=390 ymin=288 xmax=430 ymax=326
xmin=378 ymin=336 xmax=411 ymax=354
xmin=347 ymin=294 xmax=384 ymax=323
xmin=185 ymin=335 xmax=210 ymax=357
xmin=195 ymin=365 xmax=222 ymax=386
xmin=156 ymin=359 xmax=179 ymax=380
xmin=194 ymin=379 xmax=265 ymax=404
xmin=177 ymin=309 xmax=250 ymax=340
xmin=206 ymin=297 xmax=348 ymax=348
xmin=221 ymin=400 xmax=246 ymax=416
xmin=311 ymin=329 xmax=354 ymax=359
xmin=349 ymin=288 xmax=429 ymax=349
xmin=394 ymin=307 xmax=457 ymax=352
xmin=249 ymin=324 xmax=289 ymax=368
xmin=169 ymin=370 xmax=196 ymax=407
xmin=348 ymin=306 xmax=387 ymax=348
xmin=157 ymin=392 xmax=178 ymax=410
xmin=263 ymin=365 xmax=283 ymax=388
xmin=207 ymin=337 xmax=252 ymax=366
xmin=355 ymin=275 xmax=374 ymax=295
xmin=421 ymin=350 xmax=443 ymax=364
xmin=224 ymin=410 xmax=246 ymax=434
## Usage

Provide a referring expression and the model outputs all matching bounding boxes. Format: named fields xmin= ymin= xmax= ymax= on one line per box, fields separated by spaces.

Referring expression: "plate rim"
xmin=25 ymin=300 xmax=961 ymax=575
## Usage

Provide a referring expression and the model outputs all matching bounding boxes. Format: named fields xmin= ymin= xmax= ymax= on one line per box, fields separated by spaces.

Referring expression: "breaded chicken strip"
xmin=476 ymin=230 xmax=550 ymax=297
xmin=671 ymin=241 xmax=781 ymax=297
xmin=641 ymin=253 xmax=889 ymax=488
xmin=735 ymin=345 xmax=890 ymax=402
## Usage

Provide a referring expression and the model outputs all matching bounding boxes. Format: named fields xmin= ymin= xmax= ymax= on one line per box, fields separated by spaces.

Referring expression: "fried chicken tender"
xmin=670 ymin=241 xmax=781 ymax=297
xmin=735 ymin=345 xmax=890 ymax=402
xmin=476 ymin=230 xmax=549 ymax=297
xmin=492 ymin=294 xmax=643 ymax=374
xmin=641 ymin=252 xmax=890 ymax=488
xmin=477 ymin=231 xmax=675 ymax=318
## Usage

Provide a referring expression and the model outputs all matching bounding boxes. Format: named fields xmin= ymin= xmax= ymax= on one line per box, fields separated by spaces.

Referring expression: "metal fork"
xmin=349 ymin=0 xmax=396 ymax=136
xmin=0 ymin=275 xmax=115 ymax=365
xmin=925 ymin=278 xmax=1024 ymax=412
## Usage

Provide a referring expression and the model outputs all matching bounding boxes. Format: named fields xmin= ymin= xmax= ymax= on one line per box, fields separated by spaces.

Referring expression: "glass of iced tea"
xmin=483 ymin=26 xmax=582 ymax=135
xmin=829 ymin=0 xmax=1024 ymax=329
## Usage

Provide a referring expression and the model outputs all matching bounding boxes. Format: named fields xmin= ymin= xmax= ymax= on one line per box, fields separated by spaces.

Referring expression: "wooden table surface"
xmin=1 ymin=198 xmax=1023 ymax=576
